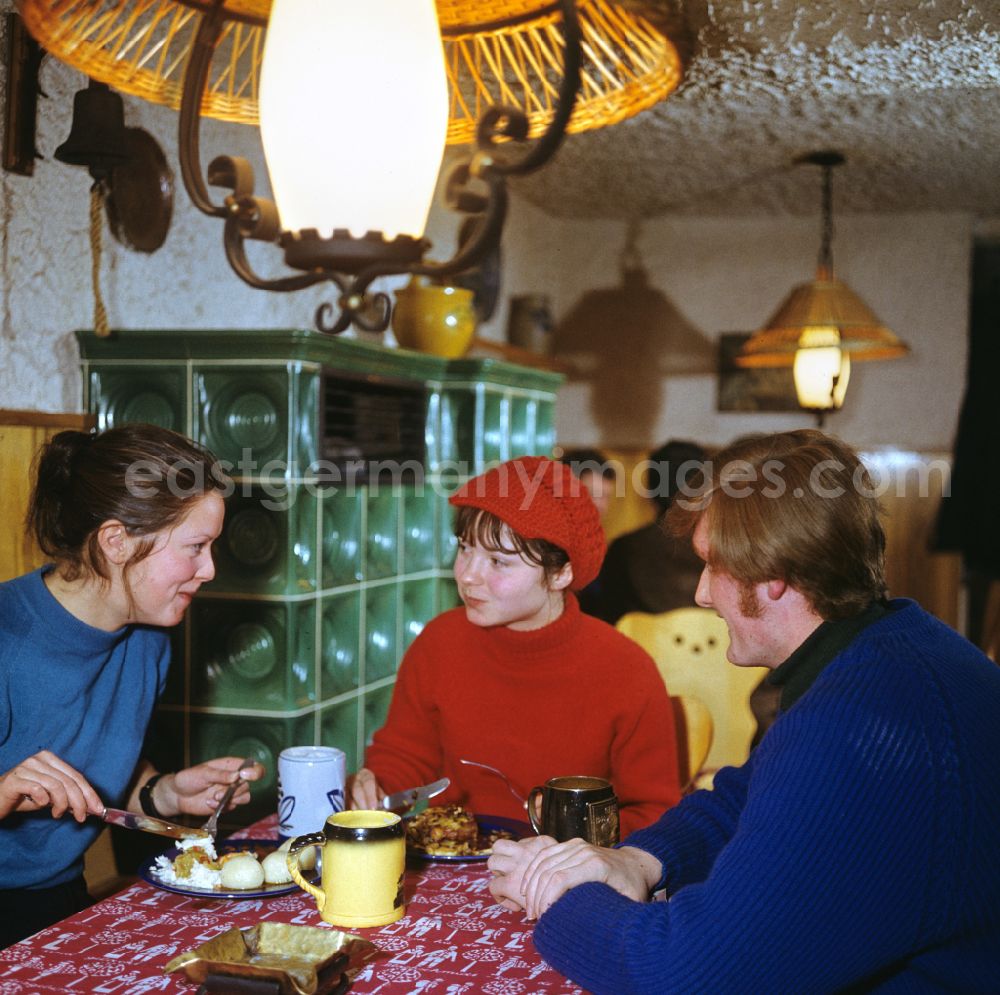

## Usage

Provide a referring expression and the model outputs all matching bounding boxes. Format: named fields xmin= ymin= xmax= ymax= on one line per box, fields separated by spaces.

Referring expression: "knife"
xmin=101 ymin=807 xmax=211 ymax=841
xmin=380 ymin=777 xmax=450 ymax=815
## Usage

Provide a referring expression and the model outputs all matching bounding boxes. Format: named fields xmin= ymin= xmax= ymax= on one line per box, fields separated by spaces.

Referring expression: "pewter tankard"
xmin=527 ymin=775 xmax=619 ymax=846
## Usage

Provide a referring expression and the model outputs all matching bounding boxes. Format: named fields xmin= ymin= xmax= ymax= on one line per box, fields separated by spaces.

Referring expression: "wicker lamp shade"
xmin=16 ymin=0 xmax=682 ymax=143
xmin=736 ymin=152 xmax=910 ymax=375
xmin=735 ymin=270 xmax=911 ymax=369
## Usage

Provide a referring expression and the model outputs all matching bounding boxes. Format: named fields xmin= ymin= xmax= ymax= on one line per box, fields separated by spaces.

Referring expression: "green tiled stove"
xmin=78 ymin=329 xmax=561 ymax=819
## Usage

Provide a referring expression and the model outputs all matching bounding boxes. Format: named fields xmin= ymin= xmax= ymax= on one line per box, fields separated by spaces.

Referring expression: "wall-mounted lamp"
xmin=3 ymin=13 xmax=44 ymax=176
xmin=736 ymin=151 xmax=909 ymax=424
xmin=17 ymin=0 xmax=682 ymax=334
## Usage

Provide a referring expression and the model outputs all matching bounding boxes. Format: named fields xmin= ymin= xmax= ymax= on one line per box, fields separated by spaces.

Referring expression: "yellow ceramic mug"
xmin=286 ymin=810 xmax=405 ymax=928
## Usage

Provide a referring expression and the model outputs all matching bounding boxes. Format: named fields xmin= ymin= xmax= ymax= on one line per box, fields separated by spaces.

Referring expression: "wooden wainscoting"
xmin=0 ymin=409 xmax=95 ymax=582
xmin=865 ymin=450 xmax=961 ymax=630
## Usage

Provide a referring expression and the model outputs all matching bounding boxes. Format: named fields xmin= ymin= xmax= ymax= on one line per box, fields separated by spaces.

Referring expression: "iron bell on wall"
xmin=54 ymin=80 xmax=130 ymax=179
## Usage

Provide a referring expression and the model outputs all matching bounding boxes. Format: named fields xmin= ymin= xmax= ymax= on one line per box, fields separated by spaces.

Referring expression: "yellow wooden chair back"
xmin=618 ymin=607 xmax=768 ymax=779
xmin=669 ymin=694 xmax=713 ymax=792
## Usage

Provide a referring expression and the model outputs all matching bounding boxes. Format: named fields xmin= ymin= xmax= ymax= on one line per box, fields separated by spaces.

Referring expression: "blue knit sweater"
xmin=533 ymin=600 xmax=1000 ymax=992
xmin=0 ymin=569 xmax=170 ymax=889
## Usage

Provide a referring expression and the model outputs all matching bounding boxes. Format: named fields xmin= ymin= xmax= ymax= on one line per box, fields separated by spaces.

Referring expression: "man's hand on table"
xmin=488 ymin=835 xmax=561 ymax=912
xmin=488 ymin=836 xmax=664 ymax=920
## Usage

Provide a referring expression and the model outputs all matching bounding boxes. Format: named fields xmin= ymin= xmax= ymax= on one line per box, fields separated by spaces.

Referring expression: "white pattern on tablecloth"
xmin=4 ymin=816 xmax=586 ymax=995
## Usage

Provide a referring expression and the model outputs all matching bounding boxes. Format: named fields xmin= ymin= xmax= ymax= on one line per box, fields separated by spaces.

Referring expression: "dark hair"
xmin=559 ymin=448 xmax=619 ymax=483
xmin=27 ymin=423 xmax=228 ymax=589
xmin=668 ymin=430 xmax=887 ymax=620
xmin=645 ymin=440 xmax=707 ymax=513
xmin=453 ymin=505 xmax=569 ymax=583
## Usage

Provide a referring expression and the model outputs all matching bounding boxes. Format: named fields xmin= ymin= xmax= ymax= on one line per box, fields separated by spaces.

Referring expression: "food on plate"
xmin=407 ymin=804 xmax=477 ymax=850
xmin=153 ymin=837 xmax=224 ymax=888
xmin=221 ymin=853 xmax=266 ymax=890
xmin=405 ymin=804 xmax=515 ymax=856
xmin=261 ymin=848 xmax=293 ymax=885
xmin=277 ymin=835 xmax=317 ymax=871
xmin=152 ymin=837 xmax=307 ymax=890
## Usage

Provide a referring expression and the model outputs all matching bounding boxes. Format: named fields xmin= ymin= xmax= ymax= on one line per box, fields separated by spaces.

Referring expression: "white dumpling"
xmin=220 ymin=854 xmax=265 ymax=890
xmin=262 ymin=848 xmax=293 ymax=884
xmin=277 ymin=837 xmax=317 ymax=871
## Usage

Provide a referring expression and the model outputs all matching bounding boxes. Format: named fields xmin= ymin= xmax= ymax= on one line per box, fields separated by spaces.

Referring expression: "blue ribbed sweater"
xmin=0 ymin=569 xmax=170 ymax=889
xmin=533 ymin=599 xmax=1000 ymax=992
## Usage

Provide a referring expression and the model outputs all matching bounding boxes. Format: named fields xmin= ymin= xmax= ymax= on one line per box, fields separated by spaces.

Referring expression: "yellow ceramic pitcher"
xmin=391 ymin=277 xmax=476 ymax=358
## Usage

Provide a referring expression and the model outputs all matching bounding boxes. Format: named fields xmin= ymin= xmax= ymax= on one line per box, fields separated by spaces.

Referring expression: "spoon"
xmin=201 ymin=758 xmax=254 ymax=838
xmin=459 ymin=758 xmax=528 ymax=809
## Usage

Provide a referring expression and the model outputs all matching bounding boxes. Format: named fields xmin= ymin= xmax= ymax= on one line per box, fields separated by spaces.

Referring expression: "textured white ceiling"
xmin=512 ymin=0 xmax=1000 ymax=219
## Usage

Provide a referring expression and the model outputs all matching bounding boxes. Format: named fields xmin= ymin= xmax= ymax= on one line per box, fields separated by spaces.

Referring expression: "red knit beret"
xmin=449 ymin=456 xmax=606 ymax=590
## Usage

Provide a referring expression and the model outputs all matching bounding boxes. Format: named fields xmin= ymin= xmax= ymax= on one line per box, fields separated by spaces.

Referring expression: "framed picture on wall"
xmin=717 ymin=332 xmax=800 ymax=412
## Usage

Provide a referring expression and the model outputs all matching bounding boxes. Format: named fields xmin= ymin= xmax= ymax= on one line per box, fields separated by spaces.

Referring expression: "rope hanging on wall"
xmin=88 ymin=185 xmax=110 ymax=338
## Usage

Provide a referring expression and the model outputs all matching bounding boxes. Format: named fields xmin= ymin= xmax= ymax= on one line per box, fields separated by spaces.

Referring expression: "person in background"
xmin=597 ymin=438 xmax=781 ymax=742
xmin=593 ymin=439 xmax=706 ymax=625
xmin=0 ymin=424 xmax=264 ymax=948
xmin=558 ymin=448 xmax=619 ymax=520
xmin=487 ymin=430 xmax=1000 ymax=994
xmin=348 ymin=455 xmax=681 ymax=835
xmin=558 ymin=447 xmax=620 ymax=616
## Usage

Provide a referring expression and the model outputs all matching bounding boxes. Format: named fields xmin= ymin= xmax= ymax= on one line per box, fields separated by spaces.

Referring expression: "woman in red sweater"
xmin=348 ymin=456 xmax=680 ymax=835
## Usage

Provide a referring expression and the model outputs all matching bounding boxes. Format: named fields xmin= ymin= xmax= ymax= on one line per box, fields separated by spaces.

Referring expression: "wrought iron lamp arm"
xmin=315 ymin=288 xmax=393 ymax=336
xmin=311 ymin=158 xmax=507 ymax=331
xmin=221 ymin=216 xmax=330 ymax=293
xmin=478 ymin=0 xmax=582 ymax=179
xmin=411 ymin=185 xmax=507 ymax=282
xmin=348 ymin=163 xmax=509 ymax=289
xmin=180 ymin=0 xmax=327 ymax=293
xmin=178 ymin=0 xmax=228 ymax=221
xmin=425 ymin=0 xmax=579 ymax=273
xmin=177 ymin=0 xmax=582 ymax=329
xmin=387 ymin=0 xmax=580 ymax=285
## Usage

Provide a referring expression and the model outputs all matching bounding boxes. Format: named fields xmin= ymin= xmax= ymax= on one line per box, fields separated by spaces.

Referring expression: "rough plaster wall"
xmin=0 ymin=11 xmax=451 ymax=413
xmin=0 ymin=4 xmax=974 ymax=457
xmin=494 ymin=202 xmax=972 ymax=453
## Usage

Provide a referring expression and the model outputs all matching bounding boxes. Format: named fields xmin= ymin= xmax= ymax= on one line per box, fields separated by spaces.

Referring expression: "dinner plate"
xmin=139 ymin=838 xmax=303 ymax=899
xmin=406 ymin=814 xmax=531 ymax=863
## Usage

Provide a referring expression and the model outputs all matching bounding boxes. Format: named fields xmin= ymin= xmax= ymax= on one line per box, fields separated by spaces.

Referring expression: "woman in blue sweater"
xmin=0 ymin=424 xmax=262 ymax=947
xmin=489 ymin=430 xmax=1000 ymax=993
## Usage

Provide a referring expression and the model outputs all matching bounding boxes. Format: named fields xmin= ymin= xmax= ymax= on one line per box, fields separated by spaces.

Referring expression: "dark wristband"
xmin=139 ymin=772 xmax=167 ymax=818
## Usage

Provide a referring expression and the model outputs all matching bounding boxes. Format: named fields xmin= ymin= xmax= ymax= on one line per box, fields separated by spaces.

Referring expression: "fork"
xmin=201 ymin=758 xmax=254 ymax=838
xmin=459 ymin=758 xmax=528 ymax=809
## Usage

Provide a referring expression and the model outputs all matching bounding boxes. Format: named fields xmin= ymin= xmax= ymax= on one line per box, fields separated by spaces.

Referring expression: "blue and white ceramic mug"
xmin=277 ymin=746 xmax=346 ymax=840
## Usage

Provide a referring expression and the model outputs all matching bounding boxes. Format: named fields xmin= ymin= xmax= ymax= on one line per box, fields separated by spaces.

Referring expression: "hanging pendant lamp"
xmin=736 ymin=151 xmax=909 ymax=421
xmin=15 ymin=1 xmax=682 ymax=141
xmin=16 ymin=0 xmax=683 ymax=334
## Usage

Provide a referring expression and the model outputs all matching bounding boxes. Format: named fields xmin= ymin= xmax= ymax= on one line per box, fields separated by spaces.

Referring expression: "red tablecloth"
xmin=0 ymin=816 xmax=585 ymax=995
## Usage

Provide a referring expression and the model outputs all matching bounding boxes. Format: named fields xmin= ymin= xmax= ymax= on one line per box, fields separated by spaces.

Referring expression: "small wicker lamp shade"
xmin=736 ymin=271 xmax=911 ymax=368
xmin=16 ymin=0 xmax=682 ymax=143
xmin=736 ymin=152 xmax=910 ymax=373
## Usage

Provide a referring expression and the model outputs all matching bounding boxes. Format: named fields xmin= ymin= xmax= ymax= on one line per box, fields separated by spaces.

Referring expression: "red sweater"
xmin=365 ymin=595 xmax=681 ymax=836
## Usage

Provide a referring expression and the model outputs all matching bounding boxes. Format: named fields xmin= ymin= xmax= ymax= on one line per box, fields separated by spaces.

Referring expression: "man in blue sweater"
xmin=488 ymin=429 xmax=1000 ymax=993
